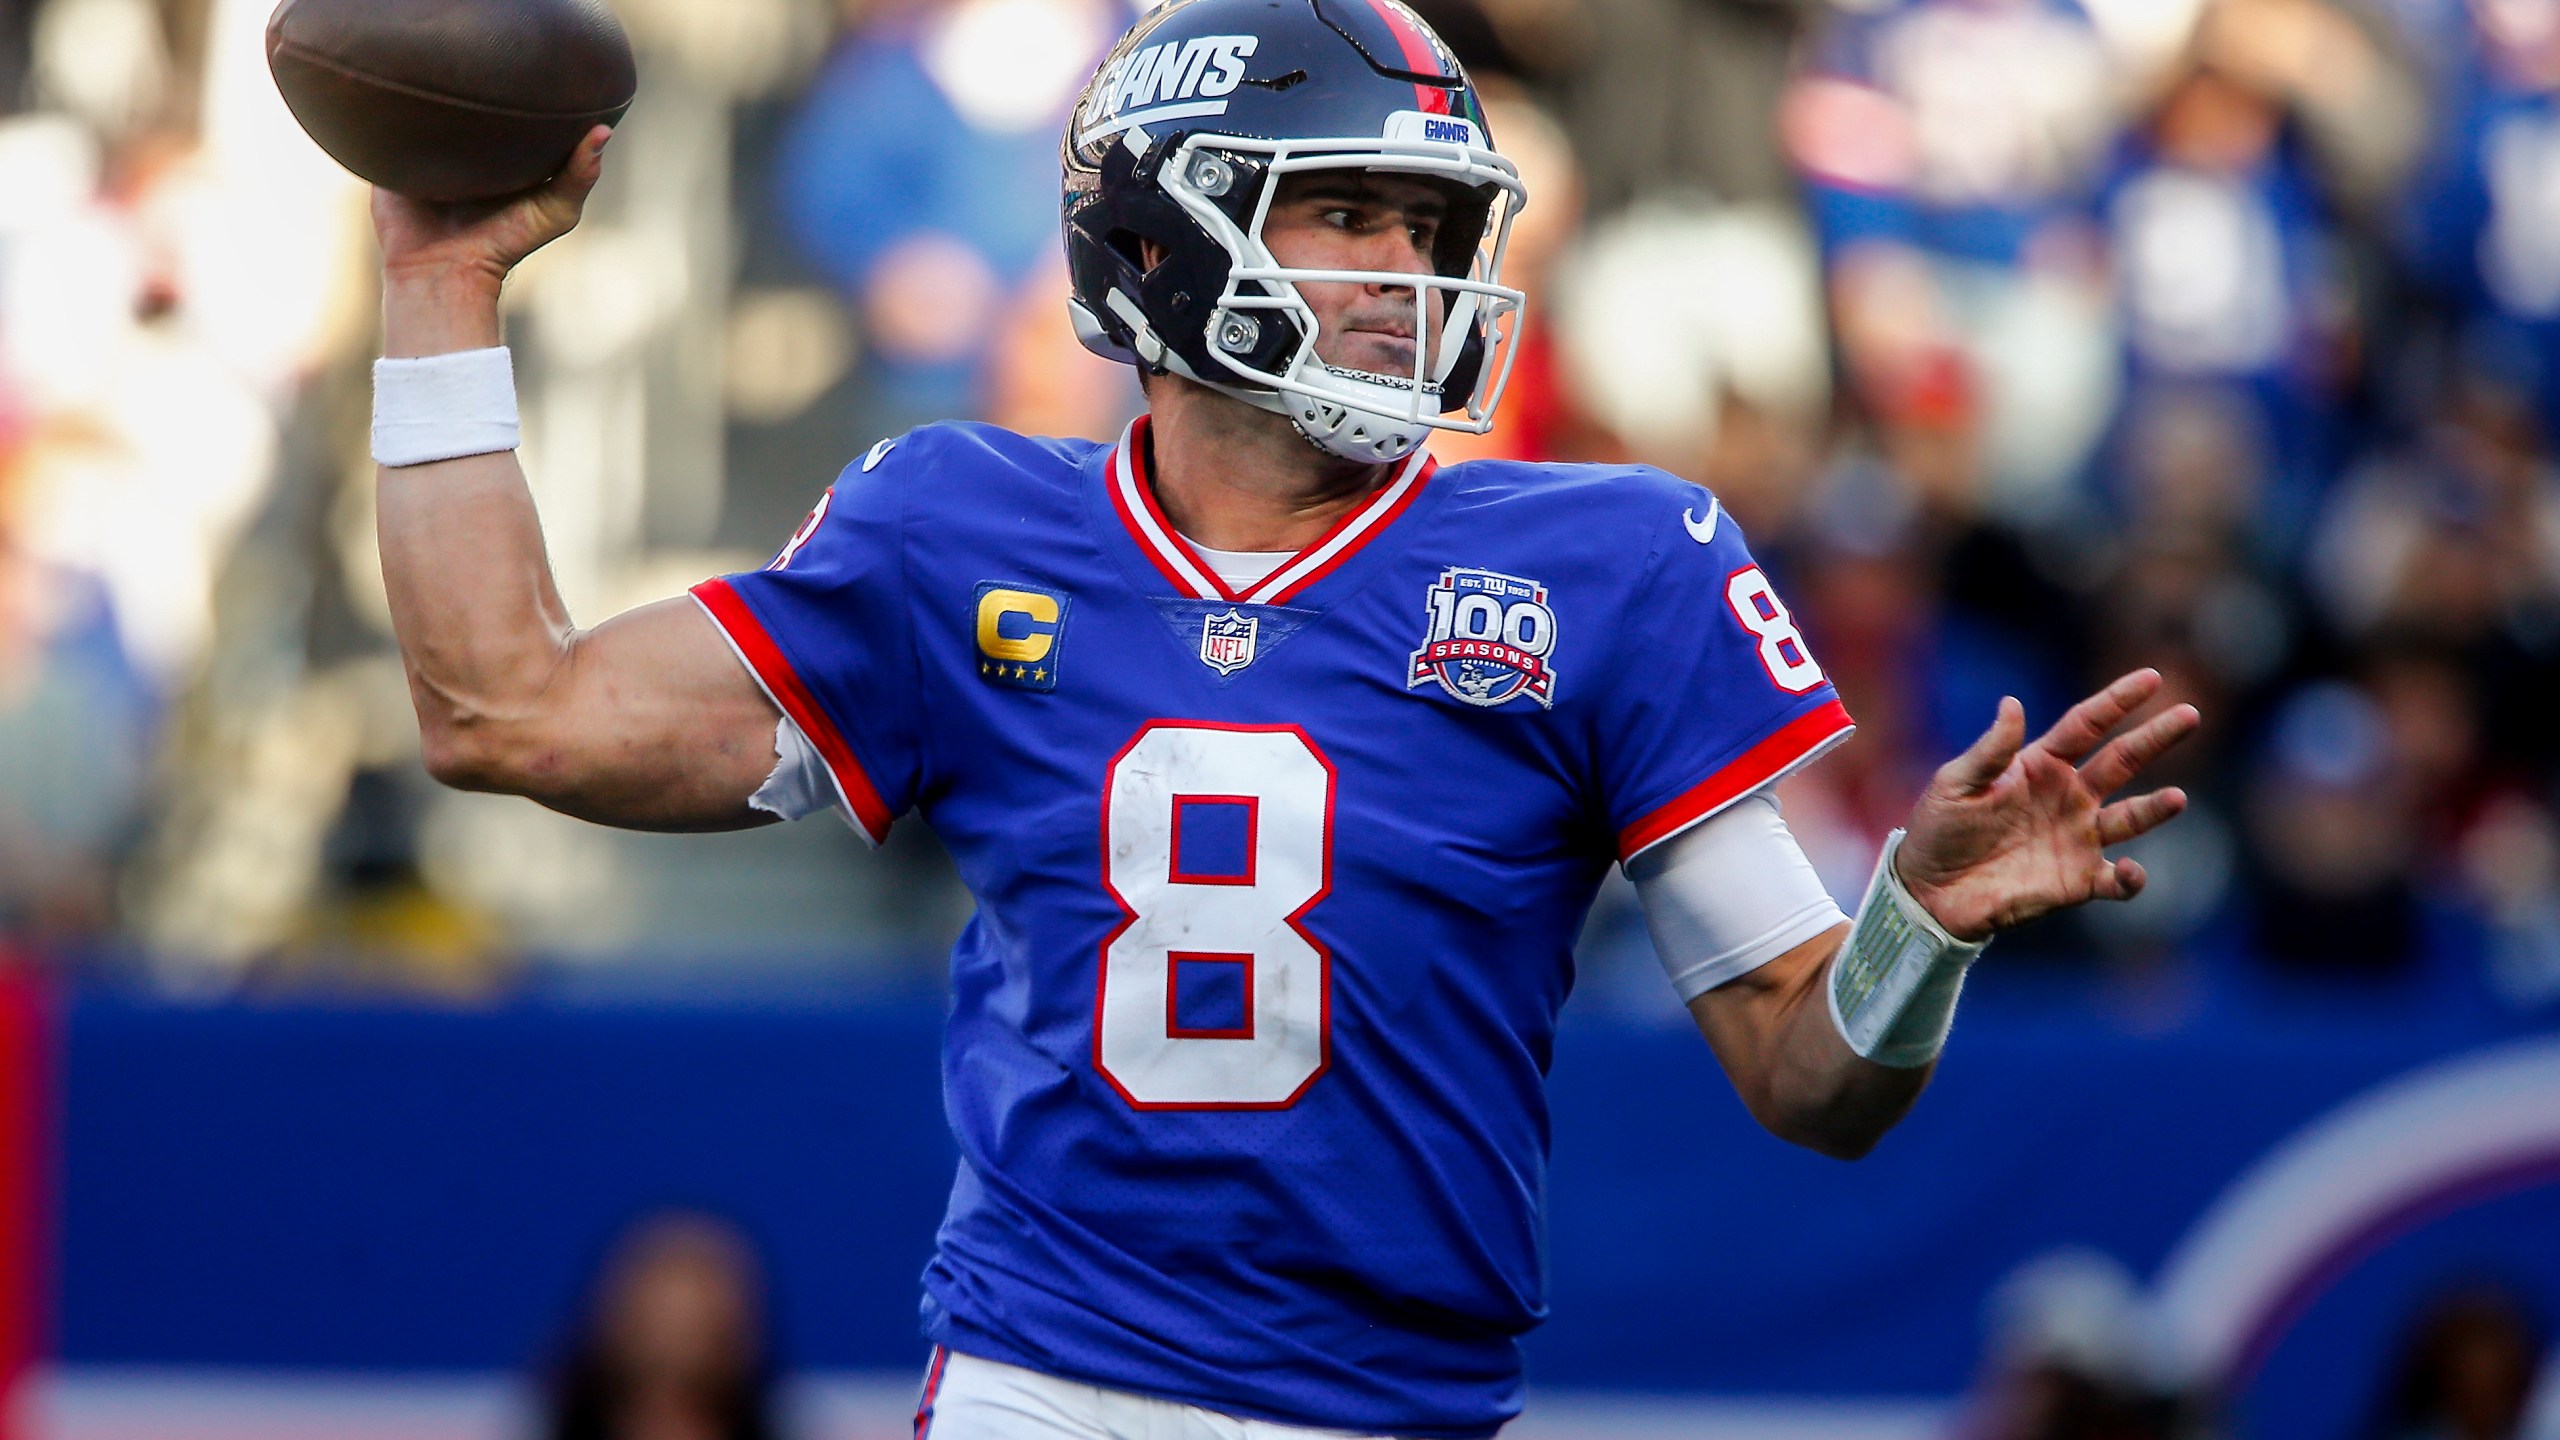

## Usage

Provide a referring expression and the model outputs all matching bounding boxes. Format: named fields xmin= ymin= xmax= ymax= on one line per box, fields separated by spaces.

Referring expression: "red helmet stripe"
xmin=1359 ymin=0 xmax=1452 ymax=114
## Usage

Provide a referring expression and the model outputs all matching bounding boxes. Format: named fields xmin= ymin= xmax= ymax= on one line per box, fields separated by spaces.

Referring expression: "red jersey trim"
xmin=1107 ymin=417 xmax=1435 ymax=605
xmin=1110 ymin=418 xmax=1230 ymax=599
xmin=690 ymin=577 xmax=895 ymax=847
xmin=1616 ymin=700 xmax=1855 ymax=862
xmin=1256 ymin=450 xmax=1433 ymax=605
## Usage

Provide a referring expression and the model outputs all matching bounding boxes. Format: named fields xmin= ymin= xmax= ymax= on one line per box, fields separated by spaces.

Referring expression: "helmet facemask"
xmin=1153 ymin=128 xmax=1528 ymax=464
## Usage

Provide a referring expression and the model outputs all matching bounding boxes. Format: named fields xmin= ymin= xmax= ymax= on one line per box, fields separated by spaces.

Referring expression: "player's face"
xmin=1261 ymin=170 xmax=1451 ymax=382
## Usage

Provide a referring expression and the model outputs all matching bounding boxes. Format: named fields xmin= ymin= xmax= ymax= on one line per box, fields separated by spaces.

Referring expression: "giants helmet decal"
xmin=1062 ymin=0 xmax=1528 ymax=464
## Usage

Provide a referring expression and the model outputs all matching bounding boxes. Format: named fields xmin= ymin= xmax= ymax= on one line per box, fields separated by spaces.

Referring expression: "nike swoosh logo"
xmin=861 ymin=438 xmax=900 ymax=473
xmin=1683 ymin=499 xmax=1722 ymax=545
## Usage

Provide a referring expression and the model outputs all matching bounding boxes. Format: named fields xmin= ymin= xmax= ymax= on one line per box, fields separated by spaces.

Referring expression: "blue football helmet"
xmin=1063 ymin=0 xmax=1528 ymax=463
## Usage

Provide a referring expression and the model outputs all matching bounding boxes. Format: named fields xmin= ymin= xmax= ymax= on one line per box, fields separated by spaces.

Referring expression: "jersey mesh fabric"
xmin=690 ymin=422 xmax=1852 ymax=1436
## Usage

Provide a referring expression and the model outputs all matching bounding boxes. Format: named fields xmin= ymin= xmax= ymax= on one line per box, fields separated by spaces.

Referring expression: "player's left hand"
xmin=1895 ymin=669 xmax=2201 ymax=942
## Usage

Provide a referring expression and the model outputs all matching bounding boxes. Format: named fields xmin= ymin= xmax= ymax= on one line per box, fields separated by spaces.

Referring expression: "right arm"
xmin=374 ymin=128 xmax=781 ymax=832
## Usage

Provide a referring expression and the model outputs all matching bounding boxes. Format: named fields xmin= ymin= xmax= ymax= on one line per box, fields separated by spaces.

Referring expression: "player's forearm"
xmin=376 ymin=269 xmax=580 ymax=790
xmin=378 ymin=453 xmax=584 ymax=785
xmin=1762 ymin=943 xmax=1931 ymax=1159
xmin=1696 ymin=930 xmax=1929 ymax=1161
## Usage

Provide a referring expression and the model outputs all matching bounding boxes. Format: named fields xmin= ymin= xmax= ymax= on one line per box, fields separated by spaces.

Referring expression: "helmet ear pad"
xmin=1066 ymin=143 xmax=1306 ymax=381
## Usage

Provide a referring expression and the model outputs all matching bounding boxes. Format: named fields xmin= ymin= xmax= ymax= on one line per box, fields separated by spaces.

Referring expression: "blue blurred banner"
xmin=52 ymin=981 xmax=2560 ymax=1439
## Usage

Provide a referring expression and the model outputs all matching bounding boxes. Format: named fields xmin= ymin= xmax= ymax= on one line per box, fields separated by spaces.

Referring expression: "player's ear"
xmin=1139 ymin=238 xmax=1169 ymax=273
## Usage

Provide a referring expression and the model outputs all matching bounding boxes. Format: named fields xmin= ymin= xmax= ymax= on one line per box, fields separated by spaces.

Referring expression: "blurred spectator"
xmin=2400 ymin=0 xmax=2560 ymax=426
xmin=1956 ymin=1248 xmax=2208 ymax=1440
xmin=2367 ymin=1281 xmax=2548 ymax=1440
xmin=2038 ymin=413 xmax=2266 ymax=967
xmin=2314 ymin=353 xmax=2560 ymax=625
xmin=547 ymin=1212 xmax=778 ymax=1440
xmin=775 ymin=0 xmax=1127 ymax=428
xmin=1787 ymin=0 xmax=2126 ymax=517
xmin=0 ymin=0 xmax=32 ymax=114
xmin=2095 ymin=388 xmax=2292 ymax=729
xmin=2458 ymin=790 xmax=2560 ymax=1006
xmin=981 ymin=255 xmax=1141 ymax=442
xmin=2242 ymin=680 xmax=2430 ymax=975
xmin=2100 ymin=18 xmax=2386 ymax=548
xmin=1543 ymin=0 xmax=1814 ymax=214
xmin=0 ymin=418 xmax=155 ymax=943
xmin=1549 ymin=195 xmax=1828 ymax=509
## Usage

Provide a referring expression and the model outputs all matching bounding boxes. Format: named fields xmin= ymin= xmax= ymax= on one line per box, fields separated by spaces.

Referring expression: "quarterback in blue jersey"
xmin=363 ymin=0 xmax=2198 ymax=1434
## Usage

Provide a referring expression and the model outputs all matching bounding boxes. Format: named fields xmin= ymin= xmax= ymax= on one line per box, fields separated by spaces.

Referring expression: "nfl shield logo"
xmin=1199 ymin=608 xmax=1259 ymax=676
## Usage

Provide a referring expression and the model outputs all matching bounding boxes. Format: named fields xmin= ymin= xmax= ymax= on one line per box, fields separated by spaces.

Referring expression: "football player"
xmin=363 ymin=0 xmax=2198 ymax=1434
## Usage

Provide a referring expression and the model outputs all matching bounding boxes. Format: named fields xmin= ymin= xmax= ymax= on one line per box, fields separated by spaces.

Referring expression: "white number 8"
xmin=1099 ymin=723 xmax=1334 ymax=1109
xmin=1725 ymin=566 xmax=1825 ymax=693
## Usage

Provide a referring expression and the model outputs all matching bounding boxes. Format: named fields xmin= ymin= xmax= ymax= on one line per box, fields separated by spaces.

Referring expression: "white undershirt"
xmin=1187 ymin=541 xmax=1291 ymax=593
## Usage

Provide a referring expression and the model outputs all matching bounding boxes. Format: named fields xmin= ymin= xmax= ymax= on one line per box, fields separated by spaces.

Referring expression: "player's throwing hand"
xmin=371 ymin=124 xmax=613 ymax=291
xmin=1896 ymin=668 xmax=2201 ymax=942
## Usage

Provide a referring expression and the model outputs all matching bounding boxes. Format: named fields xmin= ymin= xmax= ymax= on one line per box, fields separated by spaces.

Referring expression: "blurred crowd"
xmin=530 ymin=1215 xmax=2559 ymax=1440
xmin=2 ymin=0 xmax=2560 ymax=1024
xmin=1947 ymin=1250 xmax=2560 ymax=1440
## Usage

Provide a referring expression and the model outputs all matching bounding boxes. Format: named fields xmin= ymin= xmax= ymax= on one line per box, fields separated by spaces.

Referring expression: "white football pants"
xmin=914 ymin=1348 xmax=1402 ymax=1440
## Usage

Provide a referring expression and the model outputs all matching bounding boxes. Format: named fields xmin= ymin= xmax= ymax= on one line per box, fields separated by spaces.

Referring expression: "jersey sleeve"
xmin=1593 ymin=479 xmax=1855 ymax=863
xmin=688 ymin=435 xmax=922 ymax=846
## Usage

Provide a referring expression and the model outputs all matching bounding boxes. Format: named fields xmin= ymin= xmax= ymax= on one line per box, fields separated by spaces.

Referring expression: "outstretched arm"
xmin=375 ymin=128 xmax=781 ymax=831
xmin=1687 ymin=669 xmax=2199 ymax=1158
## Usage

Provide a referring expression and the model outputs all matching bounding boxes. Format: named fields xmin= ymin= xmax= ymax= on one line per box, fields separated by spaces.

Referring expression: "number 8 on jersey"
xmin=1098 ymin=723 xmax=1335 ymax=1109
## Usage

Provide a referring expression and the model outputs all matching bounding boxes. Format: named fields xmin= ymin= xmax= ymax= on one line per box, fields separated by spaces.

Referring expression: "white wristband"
xmin=1828 ymin=830 xmax=1989 ymax=1068
xmin=372 ymin=347 xmax=520 ymax=467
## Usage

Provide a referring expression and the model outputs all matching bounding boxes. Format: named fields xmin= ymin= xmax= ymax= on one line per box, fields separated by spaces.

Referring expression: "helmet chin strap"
xmin=1279 ymin=373 xmax=1430 ymax=464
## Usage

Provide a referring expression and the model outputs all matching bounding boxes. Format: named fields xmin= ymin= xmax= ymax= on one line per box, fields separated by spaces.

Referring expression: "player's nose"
xmin=1355 ymin=228 xmax=1432 ymax=291
xmin=1360 ymin=254 xmax=1427 ymax=297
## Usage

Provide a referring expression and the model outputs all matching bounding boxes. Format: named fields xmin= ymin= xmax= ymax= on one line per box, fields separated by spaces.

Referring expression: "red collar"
xmin=1105 ymin=415 xmax=1435 ymax=606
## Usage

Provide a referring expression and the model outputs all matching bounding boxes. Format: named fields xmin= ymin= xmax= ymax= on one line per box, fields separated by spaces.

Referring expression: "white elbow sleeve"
xmin=1628 ymin=792 xmax=1848 ymax=1002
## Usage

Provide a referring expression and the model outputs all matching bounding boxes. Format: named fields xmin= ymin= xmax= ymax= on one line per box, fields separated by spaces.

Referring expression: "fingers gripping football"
xmin=1896 ymin=670 xmax=2200 ymax=942
xmin=373 ymin=125 xmax=613 ymax=289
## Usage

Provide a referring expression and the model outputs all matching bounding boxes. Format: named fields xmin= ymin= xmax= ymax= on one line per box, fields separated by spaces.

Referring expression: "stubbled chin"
xmin=1318 ymin=336 xmax=1419 ymax=378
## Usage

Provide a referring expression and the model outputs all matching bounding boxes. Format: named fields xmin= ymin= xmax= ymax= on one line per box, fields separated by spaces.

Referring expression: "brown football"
xmin=266 ymin=0 xmax=636 ymax=202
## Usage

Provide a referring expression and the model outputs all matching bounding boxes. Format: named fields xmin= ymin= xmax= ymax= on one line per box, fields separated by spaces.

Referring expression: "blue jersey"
xmin=692 ymin=419 xmax=1852 ymax=1437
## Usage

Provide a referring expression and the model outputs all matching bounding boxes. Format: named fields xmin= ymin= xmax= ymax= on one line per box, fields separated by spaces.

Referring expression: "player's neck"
xmin=1144 ymin=379 xmax=1390 ymax=553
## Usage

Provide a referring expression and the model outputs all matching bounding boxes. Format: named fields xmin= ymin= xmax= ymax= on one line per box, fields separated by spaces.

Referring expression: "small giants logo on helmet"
xmin=1079 ymin=34 xmax=1260 ymax=142
xmin=1383 ymin=112 xmax=1479 ymax=149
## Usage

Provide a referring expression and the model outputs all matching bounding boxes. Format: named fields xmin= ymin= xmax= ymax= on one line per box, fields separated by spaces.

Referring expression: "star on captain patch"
xmin=1198 ymin=608 xmax=1259 ymax=676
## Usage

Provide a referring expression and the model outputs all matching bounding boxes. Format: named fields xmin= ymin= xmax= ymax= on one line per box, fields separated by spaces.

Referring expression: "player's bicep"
xmin=526 ymin=597 xmax=785 ymax=832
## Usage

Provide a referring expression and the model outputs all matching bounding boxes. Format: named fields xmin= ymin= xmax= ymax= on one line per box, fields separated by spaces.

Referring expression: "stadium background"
xmin=1 ymin=0 xmax=2559 ymax=1434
